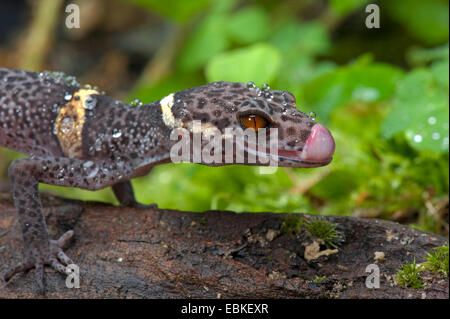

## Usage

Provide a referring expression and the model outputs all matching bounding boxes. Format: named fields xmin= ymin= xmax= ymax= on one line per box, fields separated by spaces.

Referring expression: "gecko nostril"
xmin=286 ymin=127 xmax=296 ymax=135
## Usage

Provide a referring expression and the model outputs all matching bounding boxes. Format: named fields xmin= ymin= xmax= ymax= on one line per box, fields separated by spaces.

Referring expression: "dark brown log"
xmin=0 ymin=191 xmax=448 ymax=298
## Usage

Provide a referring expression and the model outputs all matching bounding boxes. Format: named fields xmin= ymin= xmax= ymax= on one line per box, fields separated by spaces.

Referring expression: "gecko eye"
xmin=240 ymin=114 xmax=269 ymax=131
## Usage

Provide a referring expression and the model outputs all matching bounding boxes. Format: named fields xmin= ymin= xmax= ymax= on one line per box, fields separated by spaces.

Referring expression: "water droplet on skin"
xmin=60 ymin=117 xmax=72 ymax=133
xmin=308 ymin=111 xmax=317 ymax=121
xmin=247 ymin=81 xmax=256 ymax=89
xmin=83 ymin=161 xmax=94 ymax=169
xmin=130 ymin=98 xmax=143 ymax=107
xmin=432 ymin=132 xmax=440 ymax=140
xmin=57 ymin=169 xmax=65 ymax=180
xmin=112 ymin=129 xmax=122 ymax=139
xmin=84 ymin=96 xmax=96 ymax=110
xmin=428 ymin=117 xmax=437 ymax=125
xmin=83 ymin=161 xmax=99 ymax=178
xmin=95 ymin=139 xmax=103 ymax=151
xmin=262 ymin=83 xmax=270 ymax=91
xmin=66 ymin=76 xmax=79 ymax=86
xmin=256 ymin=88 xmax=263 ymax=97
xmin=263 ymin=91 xmax=273 ymax=100
xmin=413 ymin=134 xmax=423 ymax=143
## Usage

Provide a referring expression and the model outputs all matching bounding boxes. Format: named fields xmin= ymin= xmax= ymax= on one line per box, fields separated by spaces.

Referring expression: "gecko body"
xmin=0 ymin=68 xmax=335 ymax=292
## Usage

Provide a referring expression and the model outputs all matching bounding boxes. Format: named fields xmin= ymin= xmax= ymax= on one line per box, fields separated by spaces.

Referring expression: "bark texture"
xmin=0 ymin=191 xmax=448 ymax=298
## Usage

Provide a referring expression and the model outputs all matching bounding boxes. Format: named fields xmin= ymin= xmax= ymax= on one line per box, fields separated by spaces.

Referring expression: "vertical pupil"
xmin=250 ymin=115 xmax=257 ymax=128
xmin=242 ymin=114 xmax=266 ymax=130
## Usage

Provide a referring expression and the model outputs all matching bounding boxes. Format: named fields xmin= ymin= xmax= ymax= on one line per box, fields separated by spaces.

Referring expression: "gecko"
xmin=0 ymin=68 xmax=335 ymax=293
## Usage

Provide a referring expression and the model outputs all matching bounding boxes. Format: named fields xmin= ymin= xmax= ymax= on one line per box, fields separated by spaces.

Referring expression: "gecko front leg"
xmin=3 ymin=156 xmax=133 ymax=293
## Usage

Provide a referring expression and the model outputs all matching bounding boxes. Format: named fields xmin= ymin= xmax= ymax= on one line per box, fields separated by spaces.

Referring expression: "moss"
xmin=280 ymin=216 xmax=343 ymax=249
xmin=422 ymin=244 xmax=449 ymax=277
xmin=280 ymin=215 xmax=303 ymax=235
xmin=396 ymin=258 xmax=424 ymax=289
xmin=396 ymin=245 xmax=449 ymax=289
xmin=312 ymin=275 xmax=326 ymax=283
xmin=303 ymin=219 xmax=343 ymax=249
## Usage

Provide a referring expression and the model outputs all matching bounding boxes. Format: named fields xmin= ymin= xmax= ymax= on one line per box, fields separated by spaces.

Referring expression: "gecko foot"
xmin=3 ymin=230 xmax=75 ymax=294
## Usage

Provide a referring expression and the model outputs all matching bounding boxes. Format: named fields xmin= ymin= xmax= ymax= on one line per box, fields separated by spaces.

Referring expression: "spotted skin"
xmin=0 ymin=68 xmax=332 ymax=293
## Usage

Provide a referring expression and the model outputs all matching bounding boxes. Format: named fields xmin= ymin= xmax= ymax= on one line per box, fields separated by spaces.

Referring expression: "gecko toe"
xmin=3 ymin=262 xmax=33 ymax=282
xmin=56 ymin=230 xmax=75 ymax=249
xmin=50 ymin=258 xmax=69 ymax=275
xmin=3 ymin=232 xmax=76 ymax=294
xmin=57 ymin=251 xmax=73 ymax=265
xmin=34 ymin=263 xmax=45 ymax=294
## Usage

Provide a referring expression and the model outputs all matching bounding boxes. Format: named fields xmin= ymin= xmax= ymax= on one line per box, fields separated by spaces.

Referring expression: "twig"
xmin=287 ymin=168 xmax=332 ymax=195
xmin=17 ymin=0 xmax=64 ymax=70
xmin=135 ymin=25 xmax=185 ymax=87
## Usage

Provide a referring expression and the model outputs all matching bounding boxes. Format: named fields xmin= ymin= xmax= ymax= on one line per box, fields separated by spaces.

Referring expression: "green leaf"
xmin=205 ymin=43 xmax=281 ymax=85
xmin=303 ymin=57 xmax=403 ymax=123
xmin=311 ymin=170 xmax=359 ymax=200
xmin=177 ymin=0 xmax=239 ymax=71
xmin=381 ymin=69 xmax=449 ymax=153
xmin=178 ymin=13 xmax=230 ymax=71
xmin=407 ymin=44 xmax=449 ymax=66
xmin=271 ymin=20 xmax=330 ymax=56
xmin=329 ymin=0 xmax=371 ymax=16
xmin=227 ymin=6 xmax=270 ymax=44
xmin=276 ymin=56 xmax=337 ymax=105
xmin=129 ymin=73 xmax=204 ymax=103
xmin=126 ymin=0 xmax=211 ymax=23
xmin=404 ymin=107 xmax=449 ymax=153
xmin=431 ymin=60 xmax=449 ymax=92
xmin=386 ymin=0 xmax=449 ymax=45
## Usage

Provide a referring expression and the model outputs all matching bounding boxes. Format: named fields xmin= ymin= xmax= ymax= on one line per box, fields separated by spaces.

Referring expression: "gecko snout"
xmin=299 ymin=123 xmax=335 ymax=163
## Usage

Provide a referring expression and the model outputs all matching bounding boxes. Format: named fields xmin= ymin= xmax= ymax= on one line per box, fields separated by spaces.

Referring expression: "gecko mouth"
xmin=241 ymin=123 xmax=335 ymax=167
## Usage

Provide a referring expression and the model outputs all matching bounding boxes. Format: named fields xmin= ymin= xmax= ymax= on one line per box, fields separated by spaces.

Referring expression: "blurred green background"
xmin=0 ymin=0 xmax=448 ymax=235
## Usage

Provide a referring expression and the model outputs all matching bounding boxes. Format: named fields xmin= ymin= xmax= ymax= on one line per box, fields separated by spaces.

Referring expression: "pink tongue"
xmin=243 ymin=123 xmax=335 ymax=163
xmin=300 ymin=123 xmax=335 ymax=162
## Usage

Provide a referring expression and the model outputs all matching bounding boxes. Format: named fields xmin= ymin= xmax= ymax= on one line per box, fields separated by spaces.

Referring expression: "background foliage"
xmin=0 ymin=0 xmax=448 ymax=235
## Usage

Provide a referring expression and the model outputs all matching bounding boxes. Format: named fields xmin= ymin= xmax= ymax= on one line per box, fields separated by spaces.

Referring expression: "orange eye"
xmin=241 ymin=114 xmax=268 ymax=131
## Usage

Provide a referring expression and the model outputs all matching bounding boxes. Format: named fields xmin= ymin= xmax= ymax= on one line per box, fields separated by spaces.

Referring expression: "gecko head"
xmin=162 ymin=81 xmax=335 ymax=168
